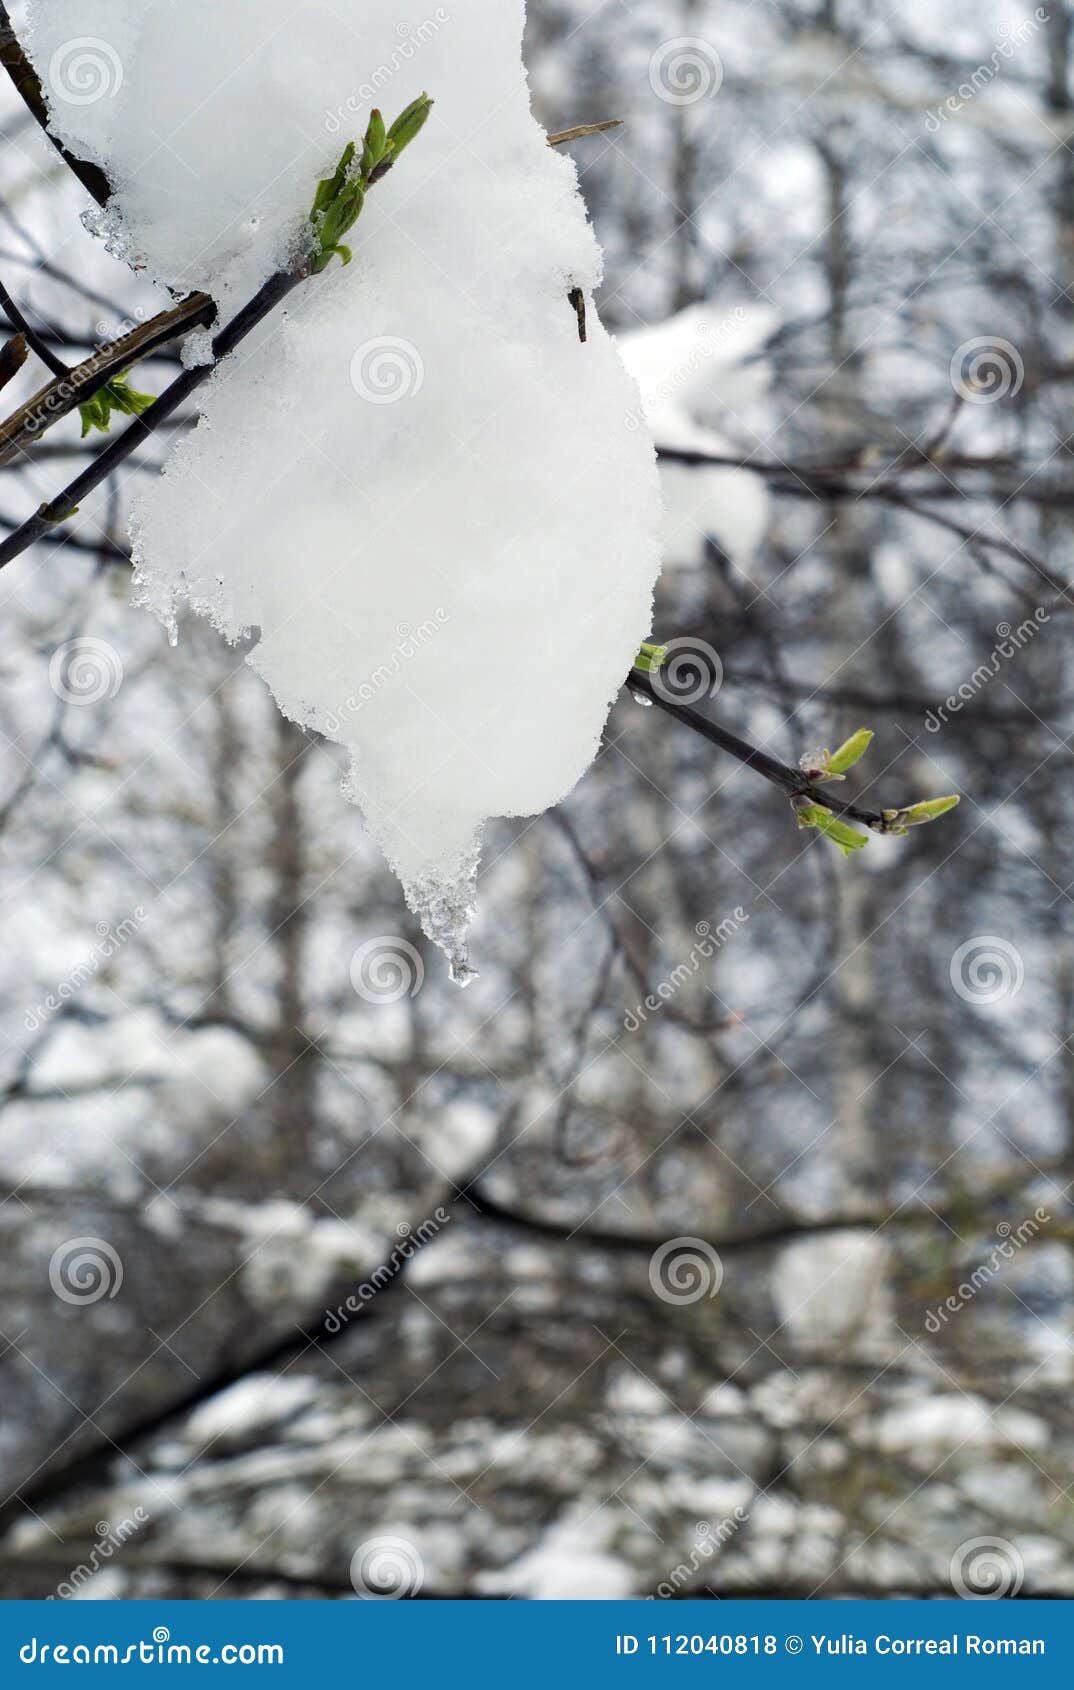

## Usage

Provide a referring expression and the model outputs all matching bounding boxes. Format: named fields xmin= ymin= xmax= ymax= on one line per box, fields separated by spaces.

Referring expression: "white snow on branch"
xmin=25 ymin=1 xmax=663 ymax=977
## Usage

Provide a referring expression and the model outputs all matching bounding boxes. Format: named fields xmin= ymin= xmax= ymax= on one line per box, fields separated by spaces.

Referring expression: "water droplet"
xmin=629 ymin=689 xmax=653 ymax=707
xmin=449 ymin=959 xmax=479 ymax=989
xmin=167 ymin=622 xmax=179 ymax=648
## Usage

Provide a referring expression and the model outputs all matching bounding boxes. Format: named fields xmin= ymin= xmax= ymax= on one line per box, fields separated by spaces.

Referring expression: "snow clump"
xmin=25 ymin=1 xmax=663 ymax=978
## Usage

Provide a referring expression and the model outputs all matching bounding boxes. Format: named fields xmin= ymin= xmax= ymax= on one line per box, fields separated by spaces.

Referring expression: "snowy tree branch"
xmin=627 ymin=664 xmax=890 ymax=828
xmin=0 ymin=2 xmax=112 ymax=207
xmin=0 ymin=104 xmax=434 ymax=570
xmin=0 ymin=296 xmax=215 ymax=467
xmin=0 ymin=272 xmax=302 ymax=568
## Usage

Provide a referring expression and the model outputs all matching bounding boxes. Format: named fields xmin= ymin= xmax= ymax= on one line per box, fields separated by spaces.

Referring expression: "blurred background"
xmin=1 ymin=0 xmax=1073 ymax=1599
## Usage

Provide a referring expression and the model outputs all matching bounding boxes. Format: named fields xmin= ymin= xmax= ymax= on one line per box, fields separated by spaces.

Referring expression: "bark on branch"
xmin=0 ymin=2 xmax=112 ymax=207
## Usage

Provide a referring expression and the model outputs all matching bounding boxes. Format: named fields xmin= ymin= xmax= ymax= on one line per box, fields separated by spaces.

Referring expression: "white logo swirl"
xmin=49 ymin=1237 xmax=123 ymax=1305
xmin=649 ymin=638 xmax=723 ymax=706
xmin=48 ymin=39 xmax=124 ymax=106
xmin=649 ymin=37 xmax=724 ymax=105
xmin=350 ymin=1535 xmax=424 ymax=1599
xmin=152 ymin=1627 xmax=170 ymax=1644
xmin=950 ymin=936 xmax=1024 ymax=1006
xmin=350 ymin=337 xmax=425 ymax=404
xmin=950 ymin=337 xmax=1024 ymax=404
xmin=649 ymin=1237 xmax=724 ymax=1305
xmin=48 ymin=637 xmax=123 ymax=705
xmin=950 ymin=1537 xmax=1024 ymax=1599
xmin=350 ymin=936 xmax=425 ymax=1004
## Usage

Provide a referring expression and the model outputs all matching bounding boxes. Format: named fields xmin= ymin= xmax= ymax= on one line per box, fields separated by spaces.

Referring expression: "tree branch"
xmin=547 ymin=120 xmax=622 ymax=146
xmin=0 ymin=5 xmax=218 ymax=462
xmin=656 ymin=443 xmax=1074 ymax=603
xmin=0 ymin=294 xmax=215 ymax=468
xmin=0 ymin=272 xmax=69 ymax=378
xmin=0 ymin=106 xmax=433 ymax=569
xmin=626 ymin=666 xmax=893 ymax=829
xmin=0 ymin=3 xmax=112 ymax=207
xmin=0 ymin=272 xmax=299 ymax=569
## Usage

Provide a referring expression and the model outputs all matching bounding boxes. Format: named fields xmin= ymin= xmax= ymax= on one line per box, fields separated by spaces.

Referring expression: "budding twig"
xmin=0 ymin=297 xmax=216 ymax=468
xmin=628 ymin=665 xmax=887 ymax=825
xmin=628 ymin=657 xmax=960 ymax=856
xmin=0 ymin=104 xmax=435 ymax=574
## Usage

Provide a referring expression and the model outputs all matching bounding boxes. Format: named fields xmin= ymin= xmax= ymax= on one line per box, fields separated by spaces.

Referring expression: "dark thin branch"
xmin=0 ymin=272 xmax=298 ymax=569
xmin=0 ymin=4 xmax=217 ymax=464
xmin=656 ymin=443 xmax=1073 ymax=602
xmin=0 ymin=273 xmax=69 ymax=378
xmin=0 ymin=329 xmax=25 ymax=390
xmin=0 ymin=116 xmax=421 ymax=556
xmin=0 ymin=506 xmax=129 ymax=562
xmin=0 ymin=294 xmax=214 ymax=468
xmin=626 ymin=666 xmax=893 ymax=829
xmin=550 ymin=809 xmax=737 ymax=1038
xmin=459 ymin=1161 xmax=1061 ymax=1257
xmin=730 ymin=666 xmax=1067 ymax=726
xmin=0 ymin=3 xmax=113 ymax=207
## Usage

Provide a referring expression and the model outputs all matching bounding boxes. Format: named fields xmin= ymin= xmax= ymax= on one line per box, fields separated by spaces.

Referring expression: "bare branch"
xmin=0 ymin=2 xmax=112 ymax=206
xmin=547 ymin=120 xmax=623 ymax=146
xmin=0 ymin=272 xmax=69 ymax=377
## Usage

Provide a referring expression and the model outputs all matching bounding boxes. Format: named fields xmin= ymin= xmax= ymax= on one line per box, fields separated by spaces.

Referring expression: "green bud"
xmin=826 ymin=728 xmax=874 ymax=775
xmin=307 ymin=107 xmax=431 ymax=272
xmin=106 ymin=376 xmax=156 ymax=417
xmin=79 ymin=395 xmax=106 ymax=437
xmin=387 ymin=93 xmax=434 ymax=155
xmin=634 ymin=640 xmax=669 ymax=674
xmin=890 ymin=795 xmax=961 ymax=829
xmin=365 ymin=108 xmax=387 ymax=163
xmin=816 ymin=814 xmax=870 ymax=855
xmin=78 ymin=373 xmax=155 ymax=436
xmin=311 ymin=142 xmax=356 ymax=220
xmin=792 ymin=799 xmax=869 ymax=855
